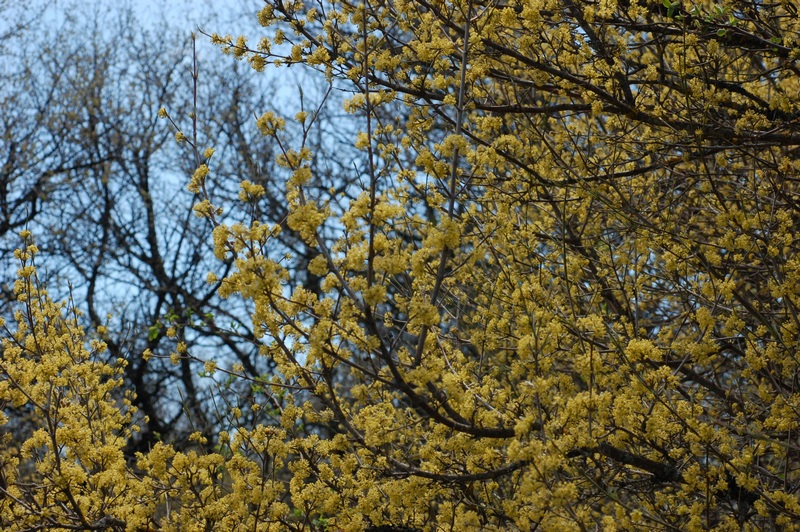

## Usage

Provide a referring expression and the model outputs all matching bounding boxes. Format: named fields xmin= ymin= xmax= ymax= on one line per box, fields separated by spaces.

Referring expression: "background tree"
xmin=0 ymin=0 xmax=102 ymax=298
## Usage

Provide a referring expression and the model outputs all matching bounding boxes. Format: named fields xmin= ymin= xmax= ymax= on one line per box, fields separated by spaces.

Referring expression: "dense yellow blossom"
xmin=0 ymin=243 xmax=299 ymax=530
xmin=199 ymin=0 xmax=800 ymax=528
xmin=5 ymin=0 xmax=800 ymax=529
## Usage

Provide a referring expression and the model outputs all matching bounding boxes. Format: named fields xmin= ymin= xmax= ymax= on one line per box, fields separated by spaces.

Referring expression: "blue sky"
xmin=7 ymin=0 xmax=267 ymax=50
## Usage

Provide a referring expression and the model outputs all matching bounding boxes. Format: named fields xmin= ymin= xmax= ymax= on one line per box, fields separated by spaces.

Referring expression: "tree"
xmin=0 ymin=0 xmax=107 ymax=299
xmin=0 ymin=2 xmax=362 ymax=456
xmin=201 ymin=0 xmax=800 ymax=529
xmin=0 ymin=237 xmax=299 ymax=530
xmin=3 ymin=0 xmax=800 ymax=530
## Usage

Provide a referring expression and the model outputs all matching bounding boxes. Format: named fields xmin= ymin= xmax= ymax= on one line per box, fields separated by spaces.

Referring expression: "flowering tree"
xmin=3 ymin=0 xmax=800 ymax=530
xmin=0 ymin=2 xmax=361 ymax=457
xmin=201 ymin=0 xmax=800 ymax=529
xmin=0 ymin=238 xmax=299 ymax=530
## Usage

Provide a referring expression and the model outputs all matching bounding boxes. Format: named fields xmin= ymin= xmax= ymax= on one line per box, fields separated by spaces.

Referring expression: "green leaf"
xmin=148 ymin=322 xmax=161 ymax=341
